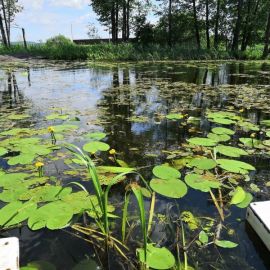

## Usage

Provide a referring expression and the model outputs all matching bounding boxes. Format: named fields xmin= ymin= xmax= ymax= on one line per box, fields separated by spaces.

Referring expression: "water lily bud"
xmin=239 ymin=108 xmax=244 ymax=113
xmin=35 ymin=162 xmax=44 ymax=168
xmin=48 ymin=126 xmax=55 ymax=133
xmin=109 ymin=149 xmax=116 ymax=155
xmin=250 ymin=133 xmax=256 ymax=138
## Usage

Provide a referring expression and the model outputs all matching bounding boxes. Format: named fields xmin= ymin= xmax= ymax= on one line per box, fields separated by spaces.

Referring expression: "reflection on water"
xmin=0 ymin=60 xmax=270 ymax=269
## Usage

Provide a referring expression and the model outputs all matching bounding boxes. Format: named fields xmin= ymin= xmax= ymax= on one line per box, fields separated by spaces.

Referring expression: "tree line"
xmin=0 ymin=0 xmax=21 ymax=47
xmin=91 ymin=0 xmax=270 ymax=58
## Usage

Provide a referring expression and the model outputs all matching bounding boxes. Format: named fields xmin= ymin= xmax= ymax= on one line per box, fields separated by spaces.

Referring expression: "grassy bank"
xmin=0 ymin=42 xmax=268 ymax=61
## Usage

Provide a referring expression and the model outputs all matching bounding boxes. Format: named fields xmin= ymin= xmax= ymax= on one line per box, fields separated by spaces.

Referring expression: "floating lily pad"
xmin=46 ymin=113 xmax=69 ymax=120
xmin=212 ymin=127 xmax=235 ymax=135
xmin=185 ymin=174 xmax=221 ymax=192
xmin=84 ymin=132 xmax=106 ymax=140
xmin=239 ymin=138 xmax=262 ymax=148
xmin=166 ymin=113 xmax=184 ymax=120
xmin=236 ymin=192 xmax=253 ymax=208
xmin=137 ymin=244 xmax=175 ymax=270
xmin=217 ymin=159 xmax=255 ymax=174
xmin=7 ymin=114 xmax=30 ymax=120
xmin=189 ymin=158 xmax=216 ymax=170
xmin=215 ymin=240 xmax=238 ymax=248
xmin=8 ymin=153 xmax=36 ymax=165
xmin=231 ymin=187 xmax=246 ymax=205
xmin=28 ymin=201 xmax=73 ymax=230
xmin=0 ymin=147 xmax=8 ymax=156
xmin=83 ymin=141 xmax=110 ymax=153
xmin=216 ymin=145 xmax=248 ymax=158
xmin=207 ymin=133 xmax=231 ymax=142
xmin=0 ymin=201 xmax=37 ymax=227
xmin=150 ymin=178 xmax=187 ymax=199
xmin=187 ymin=137 xmax=217 ymax=147
xmin=152 ymin=165 xmax=180 ymax=180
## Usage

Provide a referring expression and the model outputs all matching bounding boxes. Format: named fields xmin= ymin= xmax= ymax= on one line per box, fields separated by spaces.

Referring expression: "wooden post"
xmin=22 ymin=28 xmax=27 ymax=49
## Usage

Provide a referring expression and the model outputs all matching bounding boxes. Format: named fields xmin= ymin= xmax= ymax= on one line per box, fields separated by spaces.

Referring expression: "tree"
xmin=192 ymin=0 xmax=200 ymax=49
xmin=205 ymin=0 xmax=210 ymax=49
xmin=263 ymin=10 xmax=270 ymax=58
xmin=214 ymin=0 xmax=220 ymax=49
xmin=232 ymin=0 xmax=243 ymax=51
xmin=0 ymin=0 xmax=22 ymax=46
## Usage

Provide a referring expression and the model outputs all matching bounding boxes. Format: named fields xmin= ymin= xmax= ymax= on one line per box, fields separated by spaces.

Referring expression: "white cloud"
xmin=49 ymin=0 xmax=89 ymax=9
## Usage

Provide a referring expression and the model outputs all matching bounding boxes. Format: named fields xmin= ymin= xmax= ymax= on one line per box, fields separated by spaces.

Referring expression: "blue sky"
xmin=11 ymin=0 xmax=158 ymax=42
xmin=12 ymin=0 xmax=109 ymax=42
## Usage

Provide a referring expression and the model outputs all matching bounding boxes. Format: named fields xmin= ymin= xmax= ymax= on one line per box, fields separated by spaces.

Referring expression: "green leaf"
xmin=231 ymin=187 xmax=246 ymax=205
xmin=217 ymin=159 xmax=255 ymax=174
xmin=84 ymin=132 xmax=106 ymax=140
xmin=199 ymin=231 xmax=209 ymax=244
xmin=152 ymin=165 xmax=180 ymax=180
xmin=189 ymin=158 xmax=216 ymax=170
xmin=4 ymin=201 xmax=37 ymax=227
xmin=166 ymin=113 xmax=184 ymax=120
xmin=83 ymin=141 xmax=110 ymax=153
xmin=212 ymin=127 xmax=235 ymax=135
xmin=207 ymin=133 xmax=231 ymax=142
xmin=97 ymin=166 xmax=135 ymax=174
xmin=215 ymin=240 xmax=238 ymax=248
xmin=236 ymin=192 xmax=253 ymax=208
xmin=185 ymin=174 xmax=221 ymax=192
xmin=216 ymin=145 xmax=248 ymax=158
xmin=7 ymin=114 xmax=30 ymax=120
xmin=0 ymin=146 xmax=8 ymax=156
xmin=46 ymin=113 xmax=69 ymax=120
xmin=137 ymin=244 xmax=175 ymax=269
xmin=239 ymin=138 xmax=262 ymax=148
xmin=28 ymin=201 xmax=73 ymax=230
xmin=8 ymin=153 xmax=36 ymax=165
xmin=187 ymin=137 xmax=217 ymax=147
xmin=209 ymin=117 xmax=236 ymax=125
xmin=150 ymin=178 xmax=187 ymax=199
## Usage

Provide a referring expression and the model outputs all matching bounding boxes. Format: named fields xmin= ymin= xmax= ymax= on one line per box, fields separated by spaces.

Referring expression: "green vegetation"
xmin=0 ymin=41 xmax=269 ymax=61
xmin=1 ymin=80 xmax=269 ymax=268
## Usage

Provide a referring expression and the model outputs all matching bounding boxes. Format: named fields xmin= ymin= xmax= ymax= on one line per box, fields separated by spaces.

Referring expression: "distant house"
xmin=73 ymin=38 xmax=136 ymax=45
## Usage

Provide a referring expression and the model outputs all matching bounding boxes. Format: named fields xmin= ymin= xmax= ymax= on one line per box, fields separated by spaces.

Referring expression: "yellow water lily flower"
xmin=48 ymin=126 xmax=55 ymax=133
xmin=35 ymin=162 xmax=44 ymax=168
xmin=109 ymin=149 xmax=116 ymax=155
xmin=239 ymin=108 xmax=244 ymax=113
xmin=250 ymin=133 xmax=256 ymax=138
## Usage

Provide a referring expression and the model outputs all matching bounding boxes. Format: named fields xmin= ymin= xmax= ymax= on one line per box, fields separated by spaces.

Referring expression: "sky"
xmin=11 ymin=0 xmax=109 ymax=42
xmin=11 ymin=0 xmax=158 ymax=43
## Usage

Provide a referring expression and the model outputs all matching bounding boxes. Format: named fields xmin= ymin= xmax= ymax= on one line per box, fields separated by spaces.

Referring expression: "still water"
xmin=0 ymin=60 xmax=270 ymax=270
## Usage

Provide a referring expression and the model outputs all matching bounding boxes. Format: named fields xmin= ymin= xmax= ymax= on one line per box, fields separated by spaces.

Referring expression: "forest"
xmin=0 ymin=0 xmax=270 ymax=60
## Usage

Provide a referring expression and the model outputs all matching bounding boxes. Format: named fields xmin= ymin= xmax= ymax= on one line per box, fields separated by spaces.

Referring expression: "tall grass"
xmin=1 ymin=42 xmax=263 ymax=61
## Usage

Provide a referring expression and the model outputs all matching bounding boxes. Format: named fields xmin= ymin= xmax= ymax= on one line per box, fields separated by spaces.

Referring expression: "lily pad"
xmin=166 ymin=113 xmax=184 ymax=120
xmin=150 ymin=178 xmax=187 ymax=199
xmin=212 ymin=127 xmax=235 ymax=135
xmin=216 ymin=145 xmax=248 ymax=158
xmin=185 ymin=174 xmax=221 ymax=192
xmin=217 ymin=159 xmax=255 ymax=174
xmin=230 ymin=187 xmax=246 ymax=205
xmin=215 ymin=240 xmax=238 ymax=248
xmin=187 ymin=137 xmax=217 ymax=147
xmin=83 ymin=141 xmax=110 ymax=153
xmin=137 ymin=244 xmax=175 ymax=270
xmin=28 ymin=201 xmax=73 ymax=230
xmin=189 ymin=158 xmax=216 ymax=170
xmin=152 ymin=165 xmax=180 ymax=180
xmin=84 ymin=132 xmax=106 ymax=140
